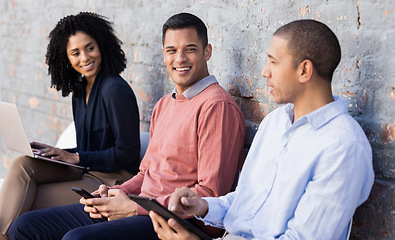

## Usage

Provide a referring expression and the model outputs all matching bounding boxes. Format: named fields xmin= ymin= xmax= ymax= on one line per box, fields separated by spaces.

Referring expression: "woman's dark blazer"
xmin=70 ymin=70 xmax=140 ymax=174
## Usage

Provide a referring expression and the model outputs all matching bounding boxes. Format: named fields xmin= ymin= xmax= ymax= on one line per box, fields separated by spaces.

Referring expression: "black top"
xmin=69 ymin=70 xmax=140 ymax=174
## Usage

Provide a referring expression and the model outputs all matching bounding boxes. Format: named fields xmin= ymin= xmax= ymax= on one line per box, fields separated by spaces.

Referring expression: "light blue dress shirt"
xmin=201 ymin=96 xmax=375 ymax=240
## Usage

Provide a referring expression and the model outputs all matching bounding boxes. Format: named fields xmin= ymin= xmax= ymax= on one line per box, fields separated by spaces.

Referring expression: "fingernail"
xmin=169 ymin=219 xmax=176 ymax=226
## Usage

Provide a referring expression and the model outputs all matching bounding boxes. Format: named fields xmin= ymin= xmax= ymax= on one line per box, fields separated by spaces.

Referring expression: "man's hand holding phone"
xmin=73 ymin=185 xmax=105 ymax=219
xmin=74 ymin=184 xmax=137 ymax=221
xmin=90 ymin=184 xmax=110 ymax=198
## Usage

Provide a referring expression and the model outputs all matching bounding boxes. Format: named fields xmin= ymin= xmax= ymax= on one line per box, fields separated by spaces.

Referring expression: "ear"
xmin=204 ymin=44 xmax=212 ymax=61
xmin=298 ymin=59 xmax=313 ymax=83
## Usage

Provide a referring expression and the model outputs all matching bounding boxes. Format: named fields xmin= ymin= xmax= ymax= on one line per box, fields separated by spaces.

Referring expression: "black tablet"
xmin=128 ymin=194 xmax=213 ymax=240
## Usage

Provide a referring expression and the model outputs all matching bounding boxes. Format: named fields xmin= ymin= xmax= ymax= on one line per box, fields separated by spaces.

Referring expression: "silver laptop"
xmin=0 ymin=101 xmax=84 ymax=169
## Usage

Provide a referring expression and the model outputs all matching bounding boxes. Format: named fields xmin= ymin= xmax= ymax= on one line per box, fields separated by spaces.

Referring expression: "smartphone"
xmin=72 ymin=187 xmax=95 ymax=199
xmin=128 ymin=194 xmax=212 ymax=240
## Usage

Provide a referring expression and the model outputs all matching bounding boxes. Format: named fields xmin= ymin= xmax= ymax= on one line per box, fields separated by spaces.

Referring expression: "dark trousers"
xmin=8 ymin=204 xmax=160 ymax=240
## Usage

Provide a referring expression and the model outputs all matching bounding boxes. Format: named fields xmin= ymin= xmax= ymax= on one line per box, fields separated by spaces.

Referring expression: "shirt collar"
xmin=285 ymin=95 xmax=349 ymax=130
xmin=171 ymin=75 xmax=218 ymax=100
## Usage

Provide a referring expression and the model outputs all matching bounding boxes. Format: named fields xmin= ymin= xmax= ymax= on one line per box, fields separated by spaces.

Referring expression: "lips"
xmin=81 ymin=62 xmax=94 ymax=69
xmin=266 ymin=82 xmax=274 ymax=94
xmin=174 ymin=67 xmax=191 ymax=72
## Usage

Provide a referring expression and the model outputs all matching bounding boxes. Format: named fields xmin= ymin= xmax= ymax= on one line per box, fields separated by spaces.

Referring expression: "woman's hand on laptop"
xmin=31 ymin=141 xmax=80 ymax=164
xmin=30 ymin=141 xmax=51 ymax=151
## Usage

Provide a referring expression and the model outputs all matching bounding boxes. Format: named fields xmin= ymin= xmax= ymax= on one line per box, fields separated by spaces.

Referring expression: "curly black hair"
xmin=46 ymin=12 xmax=127 ymax=97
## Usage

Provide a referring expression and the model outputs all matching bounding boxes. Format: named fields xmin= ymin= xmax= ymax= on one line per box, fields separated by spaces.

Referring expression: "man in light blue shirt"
xmin=149 ymin=19 xmax=375 ymax=240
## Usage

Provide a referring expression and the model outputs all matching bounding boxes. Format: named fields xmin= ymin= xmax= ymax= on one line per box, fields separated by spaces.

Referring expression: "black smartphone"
xmin=72 ymin=187 xmax=95 ymax=199
xmin=128 ymin=194 xmax=212 ymax=240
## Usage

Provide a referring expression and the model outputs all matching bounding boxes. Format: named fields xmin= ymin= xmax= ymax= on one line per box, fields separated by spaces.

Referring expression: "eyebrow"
xmin=164 ymin=43 xmax=199 ymax=50
xmin=68 ymin=42 xmax=95 ymax=53
xmin=267 ymin=53 xmax=277 ymax=61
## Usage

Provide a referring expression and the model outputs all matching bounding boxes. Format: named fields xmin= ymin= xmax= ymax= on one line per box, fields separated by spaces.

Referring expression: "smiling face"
xmin=163 ymin=27 xmax=212 ymax=94
xmin=261 ymin=36 xmax=302 ymax=104
xmin=66 ymin=31 xmax=102 ymax=83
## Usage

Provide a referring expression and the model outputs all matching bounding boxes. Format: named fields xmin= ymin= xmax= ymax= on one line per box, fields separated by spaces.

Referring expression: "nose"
xmin=80 ymin=50 xmax=89 ymax=63
xmin=261 ymin=62 xmax=270 ymax=78
xmin=175 ymin=50 xmax=187 ymax=64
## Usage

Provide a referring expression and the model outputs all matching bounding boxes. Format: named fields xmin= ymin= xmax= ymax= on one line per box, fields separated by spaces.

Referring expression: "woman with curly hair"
xmin=0 ymin=12 xmax=140 ymax=238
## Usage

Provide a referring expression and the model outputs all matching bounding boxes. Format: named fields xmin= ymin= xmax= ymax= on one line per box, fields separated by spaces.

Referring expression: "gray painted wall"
xmin=0 ymin=0 xmax=394 ymax=238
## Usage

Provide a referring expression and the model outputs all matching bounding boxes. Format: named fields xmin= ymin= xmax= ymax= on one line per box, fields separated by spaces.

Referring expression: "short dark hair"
xmin=46 ymin=12 xmax=127 ymax=97
xmin=162 ymin=12 xmax=208 ymax=47
xmin=274 ymin=19 xmax=341 ymax=81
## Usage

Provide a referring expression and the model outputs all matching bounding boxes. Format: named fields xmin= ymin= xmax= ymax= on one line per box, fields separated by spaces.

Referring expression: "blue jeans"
xmin=9 ymin=204 xmax=160 ymax=240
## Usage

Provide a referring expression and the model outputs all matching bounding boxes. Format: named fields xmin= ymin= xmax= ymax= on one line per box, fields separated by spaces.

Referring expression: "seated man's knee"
xmin=8 ymin=211 xmax=38 ymax=239
xmin=62 ymin=228 xmax=92 ymax=240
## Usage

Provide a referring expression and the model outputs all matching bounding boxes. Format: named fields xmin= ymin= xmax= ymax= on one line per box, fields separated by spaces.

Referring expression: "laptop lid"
xmin=0 ymin=101 xmax=34 ymax=157
xmin=0 ymin=101 xmax=84 ymax=169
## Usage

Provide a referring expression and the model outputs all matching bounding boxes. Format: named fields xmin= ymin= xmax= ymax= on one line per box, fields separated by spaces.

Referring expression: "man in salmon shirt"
xmin=8 ymin=12 xmax=245 ymax=240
